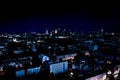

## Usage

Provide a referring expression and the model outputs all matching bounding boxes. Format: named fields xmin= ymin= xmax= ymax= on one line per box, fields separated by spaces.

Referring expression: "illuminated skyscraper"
xmin=46 ymin=28 xmax=49 ymax=35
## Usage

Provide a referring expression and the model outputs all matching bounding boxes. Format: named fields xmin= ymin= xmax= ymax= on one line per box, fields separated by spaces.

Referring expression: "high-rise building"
xmin=46 ymin=28 xmax=49 ymax=35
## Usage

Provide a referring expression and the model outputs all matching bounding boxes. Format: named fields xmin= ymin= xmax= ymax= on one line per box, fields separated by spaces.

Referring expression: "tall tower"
xmin=46 ymin=28 xmax=49 ymax=35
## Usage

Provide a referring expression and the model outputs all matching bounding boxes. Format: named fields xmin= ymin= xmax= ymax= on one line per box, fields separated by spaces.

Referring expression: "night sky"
xmin=0 ymin=1 xmax=120 ymax=33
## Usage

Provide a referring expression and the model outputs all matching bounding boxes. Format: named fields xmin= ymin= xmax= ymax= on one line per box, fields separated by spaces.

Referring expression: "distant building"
xmin=49 ymin=61 xmax=68 ymax=74
xmin=43 ymin=61 xmax=68 ymax=74
xmin=45 ymin=28 xmax=49 ymax=35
